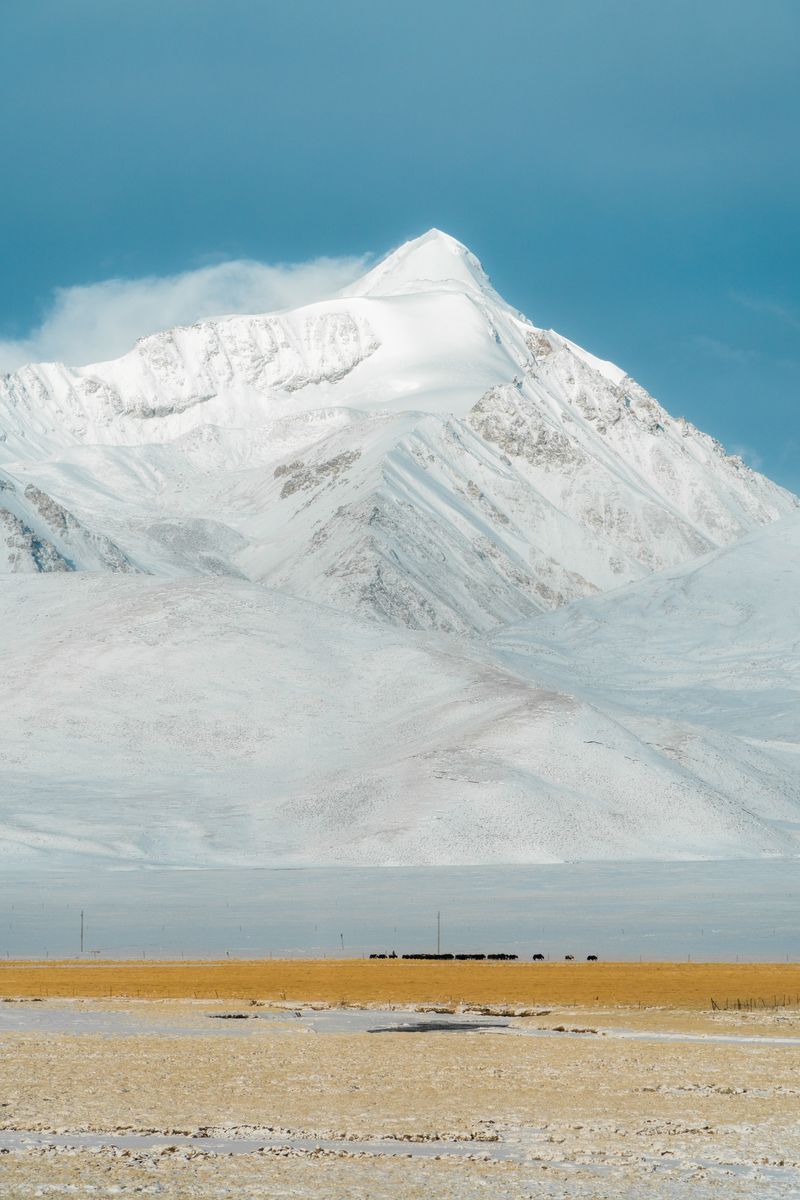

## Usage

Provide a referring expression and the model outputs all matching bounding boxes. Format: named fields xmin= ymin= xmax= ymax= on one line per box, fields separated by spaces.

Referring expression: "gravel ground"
xmin=1 ymin=999 xmax=798 ymax=1197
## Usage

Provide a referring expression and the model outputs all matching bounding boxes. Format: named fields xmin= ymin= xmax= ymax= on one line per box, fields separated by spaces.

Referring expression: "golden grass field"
xmin=1 ymin=958 xmax=799 ymax=1008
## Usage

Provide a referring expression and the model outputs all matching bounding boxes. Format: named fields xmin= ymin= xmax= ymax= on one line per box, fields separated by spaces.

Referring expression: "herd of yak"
xmin=368 ymin=952 xmax=599 ymax=961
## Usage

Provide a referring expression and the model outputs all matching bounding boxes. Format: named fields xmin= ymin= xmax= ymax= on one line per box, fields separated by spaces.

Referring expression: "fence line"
xmin=710 ymin=994 xmax=800 ymax=1011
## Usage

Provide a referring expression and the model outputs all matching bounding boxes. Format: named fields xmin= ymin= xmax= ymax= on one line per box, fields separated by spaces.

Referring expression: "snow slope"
xmin=494 ymin=513 xmax=800 ymax=844
xmin=0 ymin=558 xmax=797 ymax=868
xmin=1 ymin=230 xmax=795 ymax=633
xmin=496 ymin=512 xmax=800 ymax=744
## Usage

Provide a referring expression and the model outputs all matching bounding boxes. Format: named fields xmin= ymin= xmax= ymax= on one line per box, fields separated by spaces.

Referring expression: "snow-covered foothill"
xmin=0 ymin=565 xmax=796 ymax=868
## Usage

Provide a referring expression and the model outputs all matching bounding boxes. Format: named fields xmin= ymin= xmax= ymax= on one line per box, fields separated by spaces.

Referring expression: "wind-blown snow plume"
xmin=0 ymin=254 xmax=368 ymax=372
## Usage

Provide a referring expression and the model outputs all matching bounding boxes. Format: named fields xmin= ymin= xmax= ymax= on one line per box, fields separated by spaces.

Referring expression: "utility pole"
xmin=80 ymin=910 xmax=84 ymax=956
xmin=437 ymin=911 xmax=441 ymax=955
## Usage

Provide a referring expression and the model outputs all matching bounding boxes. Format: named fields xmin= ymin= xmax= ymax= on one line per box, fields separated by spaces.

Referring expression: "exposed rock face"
xmin=276 ymin=450 xmax=362 ymax=498
xmin=0 ymin=508 xmax=73 ymax=572
xmin=0 ymin=470 xmax=137 ymax=574
xmin=469 ymin=384 xmax=584 ymax=470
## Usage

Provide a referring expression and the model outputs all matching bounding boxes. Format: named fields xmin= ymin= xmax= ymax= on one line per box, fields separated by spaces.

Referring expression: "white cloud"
xmin=730 ymin=443 xmax=764 ymax=471
xmin=690 ymin=334 xmax=758 ymax=366
xmin=0 ymin=255 xmax=369 ymax=373
xmin=730 ymin=291 xmax=800 ymax=332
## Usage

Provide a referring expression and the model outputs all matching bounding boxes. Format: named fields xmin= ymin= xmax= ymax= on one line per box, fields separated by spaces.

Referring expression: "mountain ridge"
xmin=1 ymin=230 xmax=794 ymax=631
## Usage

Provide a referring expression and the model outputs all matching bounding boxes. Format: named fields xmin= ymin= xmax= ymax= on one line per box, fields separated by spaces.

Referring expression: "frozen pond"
xmin=0 ymin=1002 xmax=509 ymax=1039
xmin=0 ymin=859 xmax=798 ymax=961
xmin=2 ymin=1001 xmax=799 ymax=1046
xmin=0 ymin=1125 xmax=495 ymax=1160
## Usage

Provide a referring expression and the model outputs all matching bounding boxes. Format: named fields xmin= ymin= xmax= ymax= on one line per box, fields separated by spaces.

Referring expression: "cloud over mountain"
xmin=0 ymin=254 xmax=367 ymax=372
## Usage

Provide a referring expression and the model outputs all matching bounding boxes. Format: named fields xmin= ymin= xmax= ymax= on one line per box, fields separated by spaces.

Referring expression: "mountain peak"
xmin=342 ymin=228 xmax=493 ymax=299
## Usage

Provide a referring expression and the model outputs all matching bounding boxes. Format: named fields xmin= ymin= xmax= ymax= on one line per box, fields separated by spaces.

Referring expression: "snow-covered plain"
xmin=0 ymin=230 xmax=797 ymax=867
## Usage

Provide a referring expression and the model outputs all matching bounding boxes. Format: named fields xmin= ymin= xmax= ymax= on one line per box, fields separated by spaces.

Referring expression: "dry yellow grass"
xmin=2 ymin=958 xmax=799 ymax=1009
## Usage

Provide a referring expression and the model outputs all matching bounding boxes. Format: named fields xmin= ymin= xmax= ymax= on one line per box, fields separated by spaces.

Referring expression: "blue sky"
xmin=1 ymin=0 xmax=798 ymax=489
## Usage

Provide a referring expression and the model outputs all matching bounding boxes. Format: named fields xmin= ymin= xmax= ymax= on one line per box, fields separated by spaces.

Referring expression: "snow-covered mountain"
xmin=1 ymin=516 xmax=798 ymax=867
xmin=0 ymin=229 xmax=797 ymax=867
xmin=1 ymin=230 xmax=795 ymax=633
